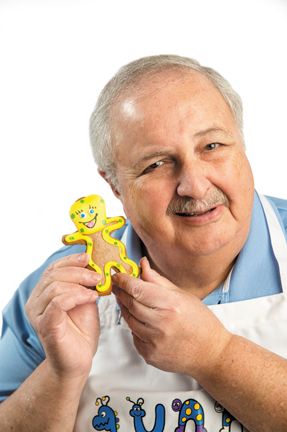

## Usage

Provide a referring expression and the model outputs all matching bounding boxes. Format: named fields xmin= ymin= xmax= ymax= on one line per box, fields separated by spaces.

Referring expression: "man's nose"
xmin=176 ymin=161 xmax=211 ymax=199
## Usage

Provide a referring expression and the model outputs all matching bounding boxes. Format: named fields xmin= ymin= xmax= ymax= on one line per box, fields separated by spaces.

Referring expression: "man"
xmin=1 ymin=55 xmax=287 ymax=432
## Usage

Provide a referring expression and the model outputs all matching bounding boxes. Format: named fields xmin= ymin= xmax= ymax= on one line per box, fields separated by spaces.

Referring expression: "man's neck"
xmin=142 ymin=244 xmax=239 ymax=300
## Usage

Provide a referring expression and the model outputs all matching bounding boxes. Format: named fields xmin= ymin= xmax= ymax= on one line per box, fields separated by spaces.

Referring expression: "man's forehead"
xmin=110 ymin=69 xmax=238 ymax=164
xmin=115 ymin=70 xmax=224 ymax=120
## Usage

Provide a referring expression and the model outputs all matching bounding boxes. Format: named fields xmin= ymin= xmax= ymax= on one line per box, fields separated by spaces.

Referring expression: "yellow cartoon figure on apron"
xmin=62 ymin=194 xmax=140 ymax=296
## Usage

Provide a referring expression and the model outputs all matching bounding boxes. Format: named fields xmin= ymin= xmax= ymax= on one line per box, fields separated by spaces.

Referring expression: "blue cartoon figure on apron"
xmin=172 ymin=398 xmax=207 ymax=432
xmin=214 ymin=401 xmax=243 ymax=432
xmin=93 ymin=396 xmax=120 ymax=431
xmin=127 ymin=397 xmax=165 ymax=432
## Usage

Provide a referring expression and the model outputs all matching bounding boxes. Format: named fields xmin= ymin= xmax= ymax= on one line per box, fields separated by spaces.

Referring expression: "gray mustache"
xmin=166 ymin=189 xmax=229 ymax=215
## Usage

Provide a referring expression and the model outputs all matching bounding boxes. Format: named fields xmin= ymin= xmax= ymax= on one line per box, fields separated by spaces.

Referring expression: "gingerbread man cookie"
xmin=62 ymin=194 xmax=140 ymax=296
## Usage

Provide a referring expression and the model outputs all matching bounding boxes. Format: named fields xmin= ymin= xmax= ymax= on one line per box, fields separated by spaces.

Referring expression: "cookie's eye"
xmin=80 ymin=213 xmax=86 ymax=218
xmin=89 ymin=209 xmax=95 ymax=215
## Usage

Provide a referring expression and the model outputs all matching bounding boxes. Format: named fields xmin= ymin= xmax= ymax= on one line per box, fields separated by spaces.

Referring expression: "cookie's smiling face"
xmin=69 ymin=194 xmax=107 ymax=234
xmin=81 ymin=212 xmax=98 ymax=229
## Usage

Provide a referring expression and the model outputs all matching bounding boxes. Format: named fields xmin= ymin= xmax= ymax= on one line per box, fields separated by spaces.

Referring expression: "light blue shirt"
xmin=0 ymin=191 xmax=287 ymax=401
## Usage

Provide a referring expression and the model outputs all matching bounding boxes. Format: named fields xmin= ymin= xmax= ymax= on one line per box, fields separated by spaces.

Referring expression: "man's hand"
xmin=25 ymin=252 xmax=101 ymax=381
xmin=112 ymin=256 xmax=232 ymax=378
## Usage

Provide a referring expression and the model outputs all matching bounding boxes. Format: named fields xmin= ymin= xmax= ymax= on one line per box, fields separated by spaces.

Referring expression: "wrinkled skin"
xmin=102 ymin=71 xmax=254 ymax=298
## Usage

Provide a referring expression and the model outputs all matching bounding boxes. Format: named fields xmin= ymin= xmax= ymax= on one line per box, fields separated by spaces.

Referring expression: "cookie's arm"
xmin=62 ymin=232 xmax=87 ymax=246
xmin=105 ymin=216 xmax=126 ymax=233
xmin=62 ymin=233 xmax=102 ymax=274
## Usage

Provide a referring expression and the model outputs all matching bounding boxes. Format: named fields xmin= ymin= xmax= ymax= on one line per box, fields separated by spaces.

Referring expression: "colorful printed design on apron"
xmin=172 ymin=398 xmax=206 ymax=431
xmin=126 ymin=397 xmax=165 ymax=432
xmin=90 ymin=395 xmax=242 ymax=431
xmin=92 ymin=396 xmax=120 ymax=431
xmin=214 ymin=402 xmax=243 ymax=432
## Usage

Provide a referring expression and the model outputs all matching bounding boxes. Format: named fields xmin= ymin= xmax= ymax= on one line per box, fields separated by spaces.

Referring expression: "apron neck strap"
xmin=258 ymin=193 xmax=287 ymax=293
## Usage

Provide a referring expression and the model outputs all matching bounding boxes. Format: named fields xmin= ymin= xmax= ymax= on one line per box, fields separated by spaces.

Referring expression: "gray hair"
xmin=89 ymin=54 xmax=244 ymax=188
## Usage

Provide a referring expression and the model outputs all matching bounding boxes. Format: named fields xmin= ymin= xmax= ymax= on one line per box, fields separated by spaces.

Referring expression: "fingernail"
xmin=85 ymin=288 xmax=98 ymax=296
xmin=90 ymin=272 xmax=102 ymax=282
xmin=91 ymin=290 xmax=99 ymax=299
xmin=143 ymin=256 xmax=149 ymax=266
xmin=77 ymin=253 xmax=89 ymax=262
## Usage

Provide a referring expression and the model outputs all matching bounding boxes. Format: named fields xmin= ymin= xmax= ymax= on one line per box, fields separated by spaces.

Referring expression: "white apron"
xmin=74 ymin=194 xmax=287 ymax=432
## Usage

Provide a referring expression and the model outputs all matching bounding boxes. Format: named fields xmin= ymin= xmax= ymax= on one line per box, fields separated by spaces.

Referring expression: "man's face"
xmin=110 ymin=72 xmax=254 ymax=261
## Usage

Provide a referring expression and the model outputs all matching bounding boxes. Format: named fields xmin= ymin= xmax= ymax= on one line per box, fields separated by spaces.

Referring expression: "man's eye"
xmin=148 ymin=161 xmax=164 ymax=169
xmin=205 ymin=143 xmax=219 ymax=151
xmin=141 ymin=160 xmax=166 ymax=175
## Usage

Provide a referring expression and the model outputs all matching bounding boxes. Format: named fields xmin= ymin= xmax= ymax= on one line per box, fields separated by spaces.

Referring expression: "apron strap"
xmin=258 ymin=193 xmax=287 ymax=293
xmin=222 ymin=266 xmax=234 ymax=293
xmin=120 ymin=224 xmax=128 ymax=246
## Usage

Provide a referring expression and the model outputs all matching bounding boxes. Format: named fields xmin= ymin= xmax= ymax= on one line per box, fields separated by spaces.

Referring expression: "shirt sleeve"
xmin=0 ymin=244 xmax=85 ymax=402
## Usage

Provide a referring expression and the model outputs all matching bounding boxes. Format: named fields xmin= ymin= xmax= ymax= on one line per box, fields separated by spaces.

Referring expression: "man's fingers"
xmin=112 ymin=269 xmax=178 ymax=310
xmin=117 ymin=297 xmax=152 ymax=344
xmin=31 ymin=254 xmax=101 ymax=298
xmin=112 ymin=257 xmax=179 ymax=310
xmin=30 ymin=282 xmax=98 ymax=317
xmin=33 ymin=288 xmax=98 ymax=336
xmin=26 ymin=252 xmax=101 ymax=321
xmin=112 ymin=273 xmax=160 ymax=309
xmin=41 ymin=253 xmax=101 ymax=286
xmin=113 ymin=283 xmax=155 ymax=324
xmin=52 ymin=252 xmax=90 ymax=270
xmin=43 ymin=266 xmax=101 ymax=290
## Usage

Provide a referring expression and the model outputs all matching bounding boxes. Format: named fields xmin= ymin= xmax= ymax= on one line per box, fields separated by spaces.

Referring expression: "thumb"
xmin=140 ymin=256 xmax=177 ymax=290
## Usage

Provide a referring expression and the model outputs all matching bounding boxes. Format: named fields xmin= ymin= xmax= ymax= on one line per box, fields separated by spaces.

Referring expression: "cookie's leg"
xmin=120 ymin=254 xmax=140 ymax=278
xmin=96 ymin=261 xmax=127 ymax=296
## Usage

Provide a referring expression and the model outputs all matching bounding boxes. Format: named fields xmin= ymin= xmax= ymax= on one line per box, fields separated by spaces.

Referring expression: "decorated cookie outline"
xmin=62 ymin=194 xmax=140 ymax=296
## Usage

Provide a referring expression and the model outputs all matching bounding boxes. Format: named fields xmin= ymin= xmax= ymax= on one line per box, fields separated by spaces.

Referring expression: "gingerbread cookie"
xmin=62 ymin=194 xmax=140 ymax=296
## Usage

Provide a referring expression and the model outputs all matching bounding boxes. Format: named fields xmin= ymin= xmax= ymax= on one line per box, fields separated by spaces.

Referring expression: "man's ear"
xmin=98 ymin=169 xmax=122 ymax=201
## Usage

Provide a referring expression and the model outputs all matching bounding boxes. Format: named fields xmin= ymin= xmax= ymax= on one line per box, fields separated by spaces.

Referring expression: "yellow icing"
xmin=63 ymin=194 xmax=140 ymax=295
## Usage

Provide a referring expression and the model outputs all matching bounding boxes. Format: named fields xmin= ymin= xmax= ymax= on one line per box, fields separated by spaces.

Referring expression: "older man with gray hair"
xmin=1 ymin=55 xmax=287 ymax=432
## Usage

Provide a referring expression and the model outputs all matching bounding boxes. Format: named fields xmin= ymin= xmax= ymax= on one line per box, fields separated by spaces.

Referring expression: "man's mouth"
xmin=166 ymin=189 xmax=229 ymax=218
xmin=176 ymin=208 xmax=216 ymax=217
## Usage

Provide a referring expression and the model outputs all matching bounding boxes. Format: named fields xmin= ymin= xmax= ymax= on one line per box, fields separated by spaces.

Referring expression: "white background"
xmin=1 ymin=0 xmax=287 ymax=332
